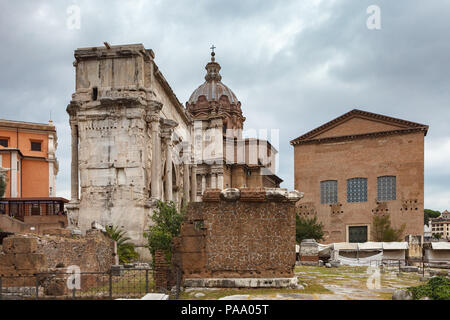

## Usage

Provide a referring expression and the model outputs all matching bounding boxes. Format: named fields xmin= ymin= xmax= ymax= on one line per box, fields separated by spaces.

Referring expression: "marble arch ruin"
xmin=66 ymin=43 xmax=282 ymax=260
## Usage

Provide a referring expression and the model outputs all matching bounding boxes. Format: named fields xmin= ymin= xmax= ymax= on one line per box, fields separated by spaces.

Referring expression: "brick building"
xmin=291 ymin=109 xmax=428 ymax=244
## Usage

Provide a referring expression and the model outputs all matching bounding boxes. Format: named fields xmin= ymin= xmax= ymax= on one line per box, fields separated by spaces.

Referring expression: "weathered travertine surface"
xmin=66 ymin=44 xmax=195 ymax=259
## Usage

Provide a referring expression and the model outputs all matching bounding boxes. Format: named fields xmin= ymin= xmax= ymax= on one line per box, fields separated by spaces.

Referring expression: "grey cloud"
xmin=0 ymin=0 xmax=448 ymax=210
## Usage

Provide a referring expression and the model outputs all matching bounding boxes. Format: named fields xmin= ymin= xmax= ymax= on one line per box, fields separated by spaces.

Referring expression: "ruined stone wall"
xmin=0 ymin=214 xmax=67 ymax=235
xmin=0 ymin=230 xmax=116 ymax=276
xmin=173 ymin=189 xmax=298 ymax=280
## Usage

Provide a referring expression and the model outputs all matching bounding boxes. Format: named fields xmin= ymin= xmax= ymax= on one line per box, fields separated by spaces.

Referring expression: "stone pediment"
xmin=290 ymin=109 xmax=428 ymax=145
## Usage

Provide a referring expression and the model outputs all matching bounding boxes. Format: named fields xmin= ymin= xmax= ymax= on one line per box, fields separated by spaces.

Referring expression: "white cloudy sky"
xmin=0 ymin=0 xmax=449 ymax=211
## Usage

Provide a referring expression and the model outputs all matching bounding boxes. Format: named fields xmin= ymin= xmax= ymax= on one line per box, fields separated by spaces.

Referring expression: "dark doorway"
xmin=349 ymin=226 xmax=368 ymax=243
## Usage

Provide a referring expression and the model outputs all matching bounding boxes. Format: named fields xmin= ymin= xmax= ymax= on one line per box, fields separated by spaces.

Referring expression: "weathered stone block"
xmin=2 ymin=237 xmax=38 ymax=254
xmin=202 ymin=189 xmax=221 ymax=202
xmin=13 ymin=253 xmax=46 ymax=271
xmin=220 ymin=188 xmax=241 ymax=202
xmin=400 ymin=266 xmax=419 ymax=273
xmin=181 ymin=236 xmax=205 ymax=253
xmin=392 ymin=289 xmax=413 ymax=300
xmin=240 ymin=188 xmax=266 ymax=202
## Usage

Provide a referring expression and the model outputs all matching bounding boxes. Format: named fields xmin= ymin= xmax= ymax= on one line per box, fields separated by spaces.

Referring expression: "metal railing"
xmin=0 ymin=268 xmax=155 ymax=300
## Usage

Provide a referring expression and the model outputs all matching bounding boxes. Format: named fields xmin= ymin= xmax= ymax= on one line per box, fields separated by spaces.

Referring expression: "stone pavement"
xmin=185 ymin=266 xmax=424 ymax=300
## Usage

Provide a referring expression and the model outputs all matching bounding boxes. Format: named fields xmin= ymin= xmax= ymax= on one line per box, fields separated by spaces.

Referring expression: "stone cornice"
xmin=290 ymin=109 xmax=429 ymax=146
xmin=153 ymin=64 xmax=191 ymax=125
xmin=0 ymin=120 xmax=56 ymax=133
xmin=291 ymin=127 xmax=428 ymax=146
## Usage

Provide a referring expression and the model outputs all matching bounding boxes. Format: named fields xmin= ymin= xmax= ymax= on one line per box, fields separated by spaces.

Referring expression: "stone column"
xmin=151 ymin=116 xmax=161 ymax=199
xmin=162 ymin=131 xmax=173 ymax=202
xmin=70 ymin=122 xmax=79 ymax=201
xmin=190 ymin=165 xmax=197 ymax=202
xmin=217 ymin=173 xmax=224 ymax=190
xmin=160 ymin=118 xmax=178 ymax=202
xmin=201 ymin=174 xmax=206 ymax=194
xmin=148 ymin=104 xmax=162 ymax=200
xmin=183 ymin=163 xmax=190 ymax=203
xmin=211 ymin=173 xmax=217 ymax=189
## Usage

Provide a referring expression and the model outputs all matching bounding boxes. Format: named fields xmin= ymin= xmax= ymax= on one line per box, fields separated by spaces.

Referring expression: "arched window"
xmin=377 ymin=176 xmax=396 ymax=201
xmin=347 ymin=178 xmax=368 ymax=203
xmin=320 ymin=180 xmax=338 ymax=204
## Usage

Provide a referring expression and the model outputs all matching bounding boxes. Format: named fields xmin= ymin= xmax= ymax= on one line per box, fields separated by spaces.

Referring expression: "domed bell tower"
xmin=186 ymin=47 xmax=246 ymax=199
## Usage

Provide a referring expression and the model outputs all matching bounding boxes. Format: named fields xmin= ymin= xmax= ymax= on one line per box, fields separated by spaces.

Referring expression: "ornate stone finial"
xmin=205 ymin=45 xmax=222 ymax=82
xmin=210 ymin=45 xmax=216 ymax=62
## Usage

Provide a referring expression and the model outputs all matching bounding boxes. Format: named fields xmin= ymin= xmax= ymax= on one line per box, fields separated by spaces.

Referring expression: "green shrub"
xmin=372 ymin=214 xmax=405 ymax=242
xmin=0 ymin=174 xmax=6 ymax=198
xmin=296 ymin=215 xmax=324 ymax=243
xmin=144 ymin=201 xmax=185 ymax=264
xmin=408 ymin=276 xmax=450 ymax=300
xmin=105 ymin=225 xmax=139 ymax=264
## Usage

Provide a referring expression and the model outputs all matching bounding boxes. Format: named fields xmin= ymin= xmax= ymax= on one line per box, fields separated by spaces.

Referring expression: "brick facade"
xmin=172 ymin=188 xmax=297 ymax=283
xmin=291 ymin=110 xmax=428 ymax=244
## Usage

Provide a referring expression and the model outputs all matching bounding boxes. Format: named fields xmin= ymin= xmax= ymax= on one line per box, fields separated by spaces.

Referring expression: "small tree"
xmin=424 ymin=209 xmax=441 ymax=226
xmin=296 ymin=215 xmax=324 ymax=243
xmin=372 ymin=214 xmax=405 ymax=242
xmin=433 ymin=233 xmax=442 ymax=240
xmin=144 ymin=201 xmax=185 ymax=264
xmin=105 ymin=225 xmax=139 ymax=264
xmin=0 ymin=174 xmax=6 ymax=198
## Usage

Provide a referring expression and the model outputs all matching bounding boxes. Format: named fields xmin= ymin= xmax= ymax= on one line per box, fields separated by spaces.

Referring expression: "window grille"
xmin=347 ymin=178 xmax=368 ymax=203
xmin=377 ymin=176 xmax=396 ymax=201
xmin=320 ymin=180 xmax=338 ymax=204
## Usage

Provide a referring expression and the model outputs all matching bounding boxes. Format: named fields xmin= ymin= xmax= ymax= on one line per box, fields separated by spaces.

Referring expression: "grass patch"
xmin=299 ymin=282 xmax=332 ymax=294
xmin=295 ymin=265 xmax=368 ymax=275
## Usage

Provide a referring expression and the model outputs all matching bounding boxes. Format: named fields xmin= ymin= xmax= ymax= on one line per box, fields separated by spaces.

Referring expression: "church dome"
xmin=187 ymin=51 xmax=239 ymax=106
xmin=188 ymin=80 xmax=238 ymax=105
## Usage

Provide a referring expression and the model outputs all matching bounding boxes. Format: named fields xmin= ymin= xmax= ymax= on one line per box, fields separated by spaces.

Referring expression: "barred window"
xmin=320 ymin=180 xmax=338 ymax=204
xmin=347 ymin=178 xmax=368 ymax=203
xmin=31 ymin=141 xmax=42 ymax=151
xmin=378 ymin=176 xmax=396 ymax=201
xmin=348 ymin=226 xmax=368 ymax=243
xmin=0 ymin=138 xmax=8 ymax=147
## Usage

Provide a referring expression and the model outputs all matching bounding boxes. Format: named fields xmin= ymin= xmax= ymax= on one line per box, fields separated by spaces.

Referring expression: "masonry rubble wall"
xmin=0 ymin=230 xmax=116 ymax=294
xmin=0 ymin=214 xmax=68 ymax=235
xmin=171 ymin=188 xmax=302 ymax=286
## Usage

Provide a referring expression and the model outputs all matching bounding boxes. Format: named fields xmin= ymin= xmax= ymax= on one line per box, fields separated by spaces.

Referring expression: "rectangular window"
xmin=349 ymin=226 xmax=368 ymax=243
xmin=0 ymin=138 xmax=8 ymax=147
xmin=320 ymin=180 xmax=338 ymax=204
xmin=377 ymin=176 xmax=396 ymax=201
xmin=347 ymin=178 xmax=368 ymax=203
xmin=31 ymin=204 xmax=41 ymax=216
xmin=31 ymin=141 xmax=42 ymax=151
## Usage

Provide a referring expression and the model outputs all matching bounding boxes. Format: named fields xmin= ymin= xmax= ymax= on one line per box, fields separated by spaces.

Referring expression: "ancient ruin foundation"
xmin=172 ymin=188 xmax=303 ymax=288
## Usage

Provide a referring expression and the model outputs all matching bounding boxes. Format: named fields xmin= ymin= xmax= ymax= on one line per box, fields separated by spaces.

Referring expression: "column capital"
xmin=148 ymin=99 xmax=163 ymax=112
xmin=160 ymin=118 xmax=178 ymax=129
xmin=146 ymin=100 xmax=163 ymax=123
